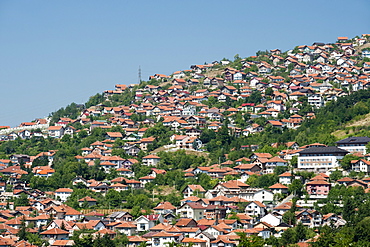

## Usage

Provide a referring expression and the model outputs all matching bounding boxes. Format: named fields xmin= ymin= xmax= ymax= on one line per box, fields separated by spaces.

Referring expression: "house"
xmin=55 ymin=188 xmax=73 ymax=202
xmin=307 ymin=94 xmax=324 ymax=108
xmin=322 ymin=213 xmax=347 ymax=227
xmin=128 ymin=236 xmax=149 ymax=247
xmin=48 ymin=126 xmax=65 ymax=138
xmin=295 ymin=209 xmax=323 ymax=228
xmin=244 ymin=201 xmax=266 ymax=218
xmin=173 ymin=71 xmax=185 ymax=79
xmin=153 ymin=201 xmax=176 ymax=215
xmin=273 ymin=202 xmax=302 ymax=215
xmin=176 ymin=202 xmax=205 ymax=221
xmin=40 ymin=228 xmax=69 ymax=245
xmin=9 ymin=154 xmax=30 ymax=164
xmin=336 ymin=177 xmax=368 ymax=188
xmin=204 ymin=205 xmax=227 ymax=220
xmin=279 ymin=172 xmax=293 ymax=185
xmin=106 ymin=132 xmax=123 ymax=140
xmin=114 ymin=221 xmax=137 ymax=236
xmin=107 ymin=211 xmax=133 ymax=222
xmin=64 ymin=126 xmax=75 ymax=137
xmin=142 ymin=155 xmax=161 ymax=166
xmin=150 ymin=231 xmax=182 ymax=247
xmin=136 ymin=214 xmax=163 ymax=232
xmin=306 ymin=179 xmax=331 ymax=197
xmin=268 ymin=183 xmax=288 ymax=194
xmin=259 ymin=213 xmax=281 ymax=227
xmin=78 ymin=196 xmax=97 ymax=207
xmin=18 ymin=129 xmax=32 ymax=139
xmin=206 ymin=180 xmax=250 ymax=199
xmin=139 ymin=176 xmax=155 ymax=187
xmin=264 ymin=156 xmax=288 ymax=174
xmin=182 ymin=238 xmax=207 ymax=247
xmin=182 ymin=185 xmax=206 ymax=198
xmin=50 ymin=240 xmax=75 ymax=246
xmin=72 ymin=176 xmax=88 ymax=186
xmin=175 ymin=218 xmax=198 ymax=228
xmin=352 ymin=159 xmax=370 ymax=173
xmin=240 ymin=188 xmax=274 ymax=202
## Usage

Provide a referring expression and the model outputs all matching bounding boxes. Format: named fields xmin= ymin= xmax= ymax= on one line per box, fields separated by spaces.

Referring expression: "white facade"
xmin=352 ymin=160 xmax=370 ymax=173
xmin=298 ymin=147 xmax=348 ymax=172
xmin=279 ymin=176 xmax=292 ymax=185
xmin=245 ymin=202 xmax=266 ymax=217
xmin=298 ymin=156 xmax=341 ymax=171
xmin=241 ymin=189 xmax=274 ymax=202
xmin=55 ymin=191 xmax=72 ymax=202
xmin=176 ymin=204 xmax=205 ymax=221
xmin=308 ymin=94 xmax=324 ymax=108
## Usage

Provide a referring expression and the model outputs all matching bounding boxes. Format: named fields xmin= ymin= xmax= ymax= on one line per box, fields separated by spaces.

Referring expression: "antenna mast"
xmin=138 ymin=66 xmax=142 ymax=84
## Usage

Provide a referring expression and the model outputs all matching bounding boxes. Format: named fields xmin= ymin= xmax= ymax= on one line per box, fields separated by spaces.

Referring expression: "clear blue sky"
xmin=0 ymin=0 xmax=369 ymax=127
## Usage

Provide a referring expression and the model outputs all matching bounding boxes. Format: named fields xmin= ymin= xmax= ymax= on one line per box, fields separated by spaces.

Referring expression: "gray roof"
xmin=107 ymin=211 xmax=132 ymax=218
xmin=299 ymin=146 xmax=349 ymax=155
xmin=336 ymin=136 xmax=370 ymax=144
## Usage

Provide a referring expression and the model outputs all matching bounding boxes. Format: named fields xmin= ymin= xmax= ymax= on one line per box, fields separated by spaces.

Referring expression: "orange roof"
xmin=128 ymin=236 xmax=149 ymax=242
xmin=55 ymin=188 xmax=73 ymax=193
xmin=269 ymin=183 xmax=288 ymax=189
xmin=41 ymin=228 xmax=69 ymax=235
xmin=182 ymin=238 xmax=207 ymax=243
xmin=48 ymin=126 xmax=63 ymax=130
xmin=253 ymin=153 xmax=273 ymax=158
xmin=143 ymin=154 xmax=160 ymax=159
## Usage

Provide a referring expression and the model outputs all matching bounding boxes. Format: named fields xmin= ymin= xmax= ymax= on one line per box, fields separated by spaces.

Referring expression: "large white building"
xmin=298 ymin=146 xmax=349 ymax=172
xmin=336 ymin=136 xmax=370 ymax=155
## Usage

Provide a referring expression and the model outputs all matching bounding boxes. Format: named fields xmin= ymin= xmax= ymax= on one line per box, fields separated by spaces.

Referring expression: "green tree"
xmin=329 ymin=169 xmax=343 ymax=181
xmin=265 ymin=87 xmax=273 ymax=96
xmin=279 ymin=227 xmax=297 ymax=246
xmin=105 ymin=189 xmax=123 ymax=208
xmin=288 ymin=179 xmax=304 ymax=198
xmin=290 ymin=156 xmax=298 ymax=168
xmin=16 ymin=217 xmax=27 ymax=240
xmin=354 ymin=217 xmax=370 ymax=243
xmin=282 ymin=211 xmax=296 ymax=226
xmin=14 ymin=193 xmax=29 ymax=207
xmin=236 ymin=232 xmax=264 ymax=247
xmin=340 ymin=154 xmax=358 ymax=171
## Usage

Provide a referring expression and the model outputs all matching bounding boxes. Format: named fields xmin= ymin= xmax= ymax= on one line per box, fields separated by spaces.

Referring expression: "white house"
xmin=278 ymin=172 xmax=293 ymax=185
xmin=48 ymin=126 xmax=65 ymax=138
xmin=176 ymin=202 xmax=205 ymax=221
xmin=241 ymin=188 xmax=274 ymax=202
xmin=55 ymin=188 xmax=73 ymax=202
xmin=352 ymin=159 xmax=370 ymax=173
xmin=142 ymin=155 xmax=161 ymax=166
xmin=244 ymin=201 xmax=266 ymax=218
xmin=150 ymin=231 xmax=182 ymax=247
xmin=136 ymin=214 xmax=163 ymax=232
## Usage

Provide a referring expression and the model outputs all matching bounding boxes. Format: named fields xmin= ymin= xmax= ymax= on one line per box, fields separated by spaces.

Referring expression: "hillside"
xmin=332 ymin=113 xmax=370 ymax=139
xmin=0 ymin=34 xmax=370 ymax=247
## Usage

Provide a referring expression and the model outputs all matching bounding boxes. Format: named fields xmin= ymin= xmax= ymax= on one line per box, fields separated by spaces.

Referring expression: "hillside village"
xmin=0 ymin=34 xmax=370 ymax=246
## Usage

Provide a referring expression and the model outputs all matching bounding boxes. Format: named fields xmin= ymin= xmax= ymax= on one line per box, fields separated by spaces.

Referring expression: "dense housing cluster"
xmin=0 ymin=34 xmax=370 ymax=246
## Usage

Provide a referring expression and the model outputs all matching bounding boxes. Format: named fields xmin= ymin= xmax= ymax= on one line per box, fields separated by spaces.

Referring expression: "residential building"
xmin=297 ymin=146 xmax=349 ymax=172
